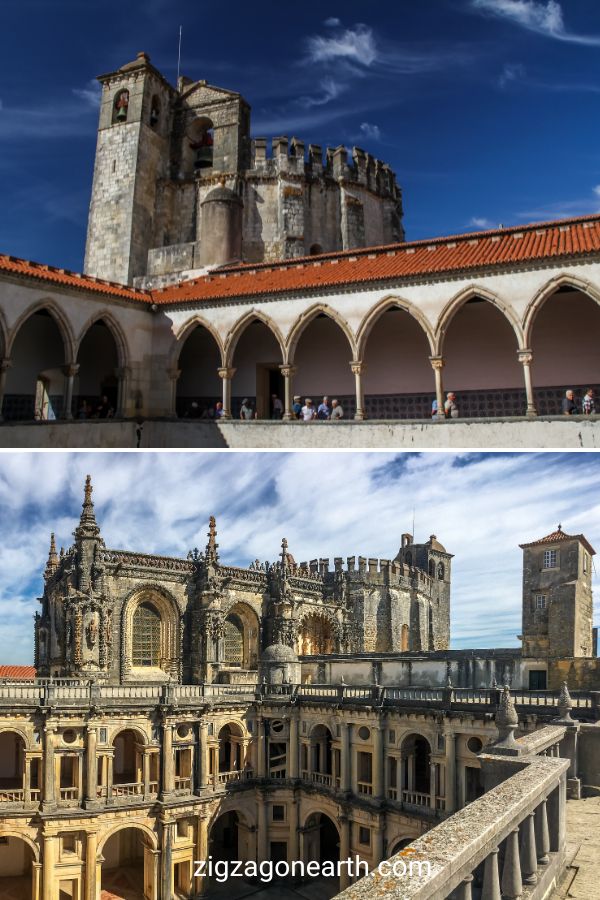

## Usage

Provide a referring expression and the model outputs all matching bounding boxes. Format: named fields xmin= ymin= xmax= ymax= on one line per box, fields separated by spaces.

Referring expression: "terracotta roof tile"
xmin=0 ymin=665 xmax=36 ymax=680
xmin=0 ymin=254 xmax=149 ymax=302
xmin=519 ymin=528 xmax=595 ymax=555
xmin=153 ymin=213 xmax=600 ymax=306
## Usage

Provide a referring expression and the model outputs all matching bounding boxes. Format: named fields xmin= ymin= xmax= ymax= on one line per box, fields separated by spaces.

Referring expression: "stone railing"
xmin=337 ymin=734 xmax=569 ymax=900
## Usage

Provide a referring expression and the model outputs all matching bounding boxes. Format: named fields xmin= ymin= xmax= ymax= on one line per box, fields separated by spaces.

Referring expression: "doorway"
xmin=256 ymin=365 xmax=284 ymax=419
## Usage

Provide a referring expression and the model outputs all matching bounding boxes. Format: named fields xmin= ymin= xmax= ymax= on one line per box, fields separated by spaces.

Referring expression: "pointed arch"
xmin=7 ymin=299 xmax=75 ymax=362
xmin=172 ymin=314 xmax=225 ymax=369
xmin=357 ymin=295 xmax=435 ymax=358
xmin=286 ymin=303 xmax=357 ymax=363
xmin=224 ymin=308 xmax=285 ymax=367
xmin=435 ymin=285 xmax=525 ymax=355
xmin=75 ymin=309 xmax=129 ymax=368
xmin=523 ymin=274 xmax=600 ymax=346
xmin=121 ymin=585 xmax=182 ymax=682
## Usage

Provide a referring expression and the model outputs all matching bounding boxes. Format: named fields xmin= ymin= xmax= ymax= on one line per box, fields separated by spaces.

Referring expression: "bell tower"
xmin=84 ymin=52 xmax=174 ymax=284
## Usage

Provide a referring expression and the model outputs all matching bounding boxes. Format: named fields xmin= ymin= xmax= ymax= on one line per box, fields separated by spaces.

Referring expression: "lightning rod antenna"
xmin=177 ymin=25 xmax=183 ymax=86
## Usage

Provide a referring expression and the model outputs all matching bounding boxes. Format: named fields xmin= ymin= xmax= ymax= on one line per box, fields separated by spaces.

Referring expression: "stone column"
xmin=517 ymin=350 xmax=537 ymax=416
xmin=429 ymin=761 xmax=437 ymax=809
xmin=42 ymin=725 xmax=56 ymax=810
xmin=455 ymin=874 xmax=474 ymax=900
xmin=195 ymin=814 xmax=208 ymax=897
xmin=217 ymin=367 xmax=236 ymax=419
xmin=85 ymin=831 xmax=97 ymax=900
xmin=501 ymin=828 xmax=522 ymax=899
xmin=520 ymin=812 xmax=538 ymax=885
xmin=257 ymin=790 xmax=268 ymax=860
xmin=150 ymin=848 xmax=160 ymax=900
xmin=279 ymin=365 xmax=296 ymax=420
xmin=339 ymin=816 xmax=351 ymax=890
xmin=444 ymin=731 xmax=456 ymax=812
xmin=24 ymin=756 xmax=31 ymax=804
xmin=106 ymin=751 xmax=114 ymax=801
xmin=372 ymin=724 xmax=384 ymax=799
xmin=196 ymin=720 xmax=208 ymax=792
xmin=115 ymin=366 xmax=132 ymax=417
xmin=373 ymin=814 xmax=385 ymax=866
xmin=548 ymin=773 xmax=567 ymax=853
xmin=350 ymin=361 xmax=366 ymax=420
xmin=32 ymin=861 xmax=42 ymax=900
xmin=162 ymin=721 xmax=175 ymax=798
xmin=85 ymin=725 xmax=98 ymax=807
xmin=161 ymin=820 xmax=174 ymax=900
xmin=0 ymin=357 xmax=12 ymax=422
xmin=535 ymin=798 xmax=550 ymax=864
xmin=257 ymin=717 xmax=266 ymax=778
xmin=166 ymin=367 xmax=181 ymax=418
xmin=429 ymin=356 xmax=445 ymax=417
xmin=340 ymin=722 xmax=351 ymax=792
xmin=42 ymin=834 xmax=56 ymax=900
xmin=62 ymin=363 xmax=79 ymax=420
xmin=289 ymin=714 xmax=299 ymax=779
xmin=143 ymin=750 xmax=150 ymax=798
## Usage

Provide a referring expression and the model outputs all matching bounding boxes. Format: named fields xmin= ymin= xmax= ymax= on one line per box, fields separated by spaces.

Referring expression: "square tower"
xmin=519 ymin=526 xmax=595 ymax=658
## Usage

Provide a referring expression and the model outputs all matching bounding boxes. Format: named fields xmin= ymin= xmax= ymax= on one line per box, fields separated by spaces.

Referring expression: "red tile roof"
xmin=0 ymin=665 xmax=36 ymax=680
xmin=519 ymin=527 xmax=595 ymax=555
xmin=152 ymin=213 xmax=600 ymax=305
xmin=2 ymin=213 xmax=600 ymax=307
xmin=0 ymin=254 xmax=149 ymax=302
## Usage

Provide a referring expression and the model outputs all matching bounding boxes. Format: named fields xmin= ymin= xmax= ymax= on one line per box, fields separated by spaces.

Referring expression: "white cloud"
xmin=0 ymin=452 xmax=599 ymax=663
xmin=298 ymin=78 xmax=346 ymax=108
xmin=498 ymin=62 xmax=526 ymax=88
xmin=469 ymin=216 xmax=495 ymax=228
xmin=472 ymin=0 xmax=600 ymax=46
xmin=516 ymin=184 xmax=600 ymax=220
xmin=306 ymin=23 xmax=378 ymax=66
xmin=72 ymin=79 xmax=101 ymax=108
xmin=360 ymin=122 xmax=381 ymax=141
xmin=324 ymin=17 xmax=341 ymax=27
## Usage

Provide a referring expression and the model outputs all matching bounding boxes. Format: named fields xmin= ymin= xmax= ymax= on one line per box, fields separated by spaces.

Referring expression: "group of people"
xmin=77 ymin=396 xmax=115 ymax=419
xmin=291 ymin=395 xmax=344 ymax=421
xmin=562 ymin=388 xmax=595 ymax=415
xmin=432 ymin=392 xmax=459 ymax=419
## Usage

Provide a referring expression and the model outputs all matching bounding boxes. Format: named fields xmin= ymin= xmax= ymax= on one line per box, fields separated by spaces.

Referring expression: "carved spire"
xmin=495 ymin=685 xmax=519 ymax=747
xmin=44 ymin=533 xmax=59 ymax=580
xmin=281 ymin=537 xmax=289 ymax=568
xmin=74 ymin=475 xmax=100 ymax=539
xmin=205 ymin=516 xmax=219 ymax=563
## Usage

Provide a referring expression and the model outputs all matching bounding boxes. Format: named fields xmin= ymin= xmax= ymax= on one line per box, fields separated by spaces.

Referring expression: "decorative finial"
xmin=73 ymin=475 xmax=100 ymax=539
xmin=558 ymin=523 xmax=562 ymax=532
xmin=495 ymin=685 xmax=519 ymax=747
xmin=44 ymin=533 xmax=59 ymax=579
xmin=206 ymin=516 xmax=219 ymax=562
xmin=556 ymin=680 xmax=574 ymax=724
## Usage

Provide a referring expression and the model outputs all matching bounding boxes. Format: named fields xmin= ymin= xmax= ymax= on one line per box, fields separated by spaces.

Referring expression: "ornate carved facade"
xmin=35 ymin=479 xmax=452 ymax=686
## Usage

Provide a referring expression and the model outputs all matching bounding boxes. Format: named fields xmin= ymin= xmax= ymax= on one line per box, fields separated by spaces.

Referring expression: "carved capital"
xmin=217 ymin=367 xmax=236 ymax=380
xmin=350 ymin=360 xmax=365 ymax=376
xmin=0 ymin=357 xmax=12 ymax=373
xmin=517 ymin=350 xmax=533 ymax=366
xmin=429 ymin=356 xmax=445 ymax=370
xmin=279 ymin=365 xmax=297 ymax=378
xmin=62 ymin=363 xmax=80 ymax=378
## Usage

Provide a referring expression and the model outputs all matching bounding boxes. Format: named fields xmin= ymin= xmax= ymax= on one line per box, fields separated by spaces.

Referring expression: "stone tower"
xmin=84 ymin=53 xmax=404 ymax=288
xmin=519 ymin=526 xmax=595 ymax=658
xmin=394 ymin=533 xmax=452 ymax=650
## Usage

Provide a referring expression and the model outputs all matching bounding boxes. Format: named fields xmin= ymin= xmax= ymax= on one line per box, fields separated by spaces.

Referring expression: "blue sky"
xmin=2 ymin=1 xmax=600 ymax=270
xmin=0 ymin=451 xmax=598 ymax=664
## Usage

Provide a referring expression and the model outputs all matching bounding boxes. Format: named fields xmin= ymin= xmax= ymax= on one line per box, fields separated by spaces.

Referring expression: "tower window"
xmin=132 ymin=602 xmax=161 ymax=666
xmin=437 ymin=562 xmax=445 ymax=580
xmin=583 ymin=553 xmax=589 ymax=573
xmin=150 ymin=95 xmax=160 ymax=128
xmin=224 ymin=617 xmax=243 ymax=666
xmin=535 ymin=594 xmax=547 ymax=610
xmin=543 ymin=550 xmax=557 ymax=569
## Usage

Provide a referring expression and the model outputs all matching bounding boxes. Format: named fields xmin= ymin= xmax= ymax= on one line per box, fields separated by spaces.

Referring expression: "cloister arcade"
xmin=100 ymin=825 xmax=152 ymax=900
xmin=1 ymin=276 xmax=599 ymax=423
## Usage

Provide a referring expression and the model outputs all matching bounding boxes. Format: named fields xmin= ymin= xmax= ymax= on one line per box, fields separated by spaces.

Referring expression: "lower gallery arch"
xmin=176 ymin=324 xmax=222 ymax=419
xmin=0 ymin=835 xmax=35 ymax=896
xmin=208 ymin=809 xmax=253 ymax=868
xmin=4 ymin=309 xmax=67 ymax=420
xmin=302 ymin=812 xmax=340 ymax=886
xmin=75 ymin=319 xmax=120 ymax=418
xmin=230 ymin=319 xmax=284 ymax=419
xmin=530 ymin=286 xmax=600 ymax=414
xmin=292 ymin=314 xmax=355 ymax=417
xmin=100 ymin=825 xmax=154 ymax=900
xmin=362 ymin=306 xmax=434 ymax=418
xmin=441 ymin=298 xmax=524 ymax=416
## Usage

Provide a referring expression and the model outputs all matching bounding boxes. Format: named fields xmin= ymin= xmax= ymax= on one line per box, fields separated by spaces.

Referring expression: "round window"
xmin=358 ymin=726 xmax=370 ymax=740
xmin=62 ymin=729 xmax=76 ymax=744
xmin=177 ymin=724 xmax=190 ymax=739
xmin=467 ymin=736 xmax=483 ymax=754
xmin=270 ymin=720 xmax=284 ymax=734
